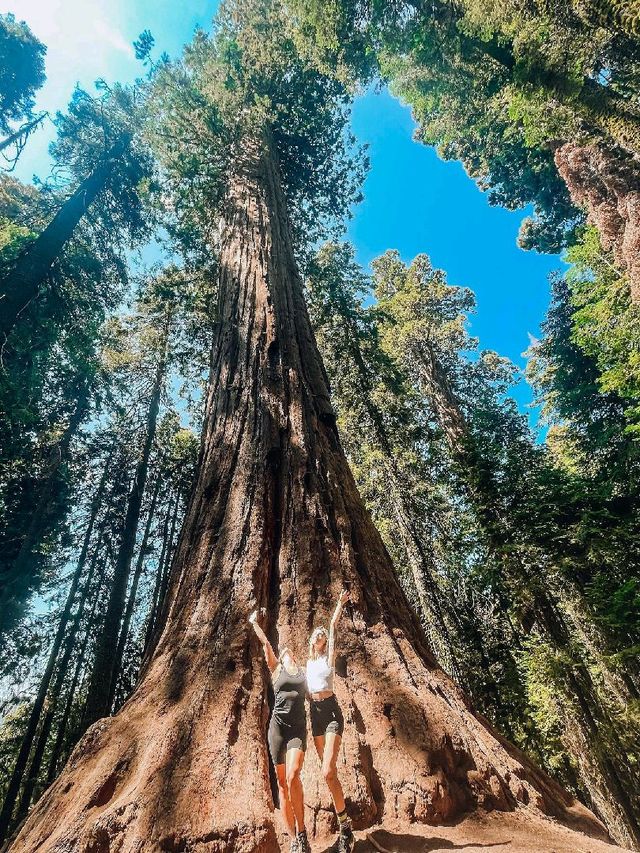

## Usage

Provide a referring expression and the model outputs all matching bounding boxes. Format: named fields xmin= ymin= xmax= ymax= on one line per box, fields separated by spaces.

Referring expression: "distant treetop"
xmin=0 ymin=13 xmax=46 ymax=134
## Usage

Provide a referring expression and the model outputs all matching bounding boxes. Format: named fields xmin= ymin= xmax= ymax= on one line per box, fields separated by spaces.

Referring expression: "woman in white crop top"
xmin=306 ymin=589 xmax=354 ymax=852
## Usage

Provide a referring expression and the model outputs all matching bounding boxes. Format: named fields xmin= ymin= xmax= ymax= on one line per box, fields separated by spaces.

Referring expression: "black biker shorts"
xmin=310 ymin=694 xmax=344 ymax=738
xmin=268 ymin=716 xmax=307 ymax=766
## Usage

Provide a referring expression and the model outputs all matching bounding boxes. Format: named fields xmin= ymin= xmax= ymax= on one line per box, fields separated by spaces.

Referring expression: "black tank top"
xmin=272 ymin=664 xmax=306 ymax=724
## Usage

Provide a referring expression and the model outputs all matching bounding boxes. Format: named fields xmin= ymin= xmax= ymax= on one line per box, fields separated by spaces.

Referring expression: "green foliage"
xmin=308 ymin=241 xmax=548 ymax=743
xmin=564 ymin=227 xmax=640 ymax=431
xmin=49 ymin=83 xmax=157 ymax=245
xmin=0 ymin=173 xmax=128 ymax=629
xmin=287 ymin=0 xmax=640 ymax=253
xmin=527 ymin=231 xmax=640 ymax=677
xmin=0 ymin=71 xmax=163 ymax=629
xmin=519 ymin=636 xmax=578 ymax=777
xmin=310 ymin=241 xmax=640 ymax=839
xmin=0 ymin=13 xmax=46 ymax=134
xmin=0 ymin=703 xmax=31 ymax=803
xmin=145 ymin=0 xmax=367 ymax=264
xmin=2 ymin=0 xmax=639 ymax=842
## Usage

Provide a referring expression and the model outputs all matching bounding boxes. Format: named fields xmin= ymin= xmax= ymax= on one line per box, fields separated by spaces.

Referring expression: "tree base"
xmin=359 ymin=809 xmax=622 ymax=853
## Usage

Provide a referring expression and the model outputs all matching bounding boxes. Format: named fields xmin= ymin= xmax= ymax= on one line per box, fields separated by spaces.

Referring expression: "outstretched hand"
xmin=338 ymin=589 xmax=351 ymax=606
xmin=249 ymin=607 xmax=266 ymax=625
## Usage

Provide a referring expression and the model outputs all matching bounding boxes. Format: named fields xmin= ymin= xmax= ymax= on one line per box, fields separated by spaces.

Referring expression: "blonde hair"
xmin=278 ymin=646 xmax=293 ymax=663
xmin=308 ymin=626 xmax=328 ymax=661
xmin=272 ymin=647 xmax=295 ymax=683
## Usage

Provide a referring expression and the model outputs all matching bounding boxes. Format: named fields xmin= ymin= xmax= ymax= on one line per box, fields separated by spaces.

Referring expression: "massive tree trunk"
xmin=8 ymin=132 xmax=612 ymax=853
xmin=554 ymin=141 xmax=640 ymax=303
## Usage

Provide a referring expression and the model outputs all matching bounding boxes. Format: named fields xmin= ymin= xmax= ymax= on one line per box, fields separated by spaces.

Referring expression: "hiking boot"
xmin=337 ymin=823 xmax=355 ymax=853
xmin=296 ymin=830 xmax=311 ymax=853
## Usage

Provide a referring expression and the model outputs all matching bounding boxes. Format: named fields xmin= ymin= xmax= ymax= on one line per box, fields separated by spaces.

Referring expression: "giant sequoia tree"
xmin=6 ymin=2 xmax=626 ymax=851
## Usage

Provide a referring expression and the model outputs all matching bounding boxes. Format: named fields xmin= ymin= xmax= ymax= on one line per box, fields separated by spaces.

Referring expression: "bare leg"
xmin=313 ymin=734 xmax=325 ymax=763
xmin=285 ymin=747 xmax=306 ymax=833
xmin=275 ymin=763 xmax=296 ymax=837
xmin=322 ymin=732 xmax=346 ymax=814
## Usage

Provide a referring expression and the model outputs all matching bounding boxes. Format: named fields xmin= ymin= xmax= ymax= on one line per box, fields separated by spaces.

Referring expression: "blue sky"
xmin=4 ymin=0 xmax=562 ymax=429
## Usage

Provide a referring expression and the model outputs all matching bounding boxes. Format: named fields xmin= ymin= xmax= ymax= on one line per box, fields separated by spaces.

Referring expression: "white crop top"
xmin=306 ymin=654 xmax=334 ymax=693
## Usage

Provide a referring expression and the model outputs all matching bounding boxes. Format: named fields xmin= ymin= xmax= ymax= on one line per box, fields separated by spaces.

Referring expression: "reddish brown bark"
xmin=9 ymin=134 xmax=613 ymax=853
xmin=554 ymin=141 xmax=640 ymax=303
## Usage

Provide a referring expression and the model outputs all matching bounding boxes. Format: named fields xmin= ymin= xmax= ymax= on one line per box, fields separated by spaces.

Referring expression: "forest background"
xmin=0 ymin=0 xmax=639 ymax=850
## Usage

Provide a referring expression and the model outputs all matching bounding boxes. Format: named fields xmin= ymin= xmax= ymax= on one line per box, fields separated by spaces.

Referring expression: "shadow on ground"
xmin=318 ymin=830 xmax=512 ymax=853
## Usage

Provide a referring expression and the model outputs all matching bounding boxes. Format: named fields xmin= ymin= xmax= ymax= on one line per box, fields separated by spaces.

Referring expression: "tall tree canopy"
xmin=288 ymin=0 xmax=640 ymax=266
xmin=0 ymin=1 xmax=638 ymax=851
xmin=6 ymin=2 xmax=624 ymax=852
xmin=308 ymin=241 xmax=640 ymax=847
xmin=0 ymin=14 xmax=45 ymax=134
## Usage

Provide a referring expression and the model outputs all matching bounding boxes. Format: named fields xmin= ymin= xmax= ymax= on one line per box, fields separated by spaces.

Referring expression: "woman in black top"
xmin=249 ymin=609 xmax=310 ymax=853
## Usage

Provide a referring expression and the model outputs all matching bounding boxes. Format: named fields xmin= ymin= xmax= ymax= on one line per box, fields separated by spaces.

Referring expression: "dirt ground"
xmin=312 ymin=810 xmax=629 ymax=853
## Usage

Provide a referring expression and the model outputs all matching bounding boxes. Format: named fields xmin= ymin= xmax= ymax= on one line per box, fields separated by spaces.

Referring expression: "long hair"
xmin=308 ymin=626 xmax=328 ymax=661
xmin=272 ymin=646 xmax=294 ymax=682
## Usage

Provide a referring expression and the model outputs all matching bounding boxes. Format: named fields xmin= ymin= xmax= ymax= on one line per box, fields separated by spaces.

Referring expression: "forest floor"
xmin=311 ymin=811 xmax=628 ymax=853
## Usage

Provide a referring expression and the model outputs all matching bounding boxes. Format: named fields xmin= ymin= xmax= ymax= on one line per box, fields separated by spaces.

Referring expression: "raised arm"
xmin=327 ymin=589 xmax=350 ymax=668
xmin=249 ymin=609 xmax=278 ymax=672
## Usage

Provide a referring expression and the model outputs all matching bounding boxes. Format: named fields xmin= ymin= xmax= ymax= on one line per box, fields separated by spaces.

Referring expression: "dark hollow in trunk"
xmin=8 ymin=133 xmax=612 ymax=852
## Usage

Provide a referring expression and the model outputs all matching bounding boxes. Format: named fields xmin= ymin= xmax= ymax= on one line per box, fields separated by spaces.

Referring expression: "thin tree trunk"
xmin=9 ymin=132 xmax=611 ymax=853
xmin=534 ymin=595 xmax=640 ymax=847
xmin=81 ymin=326 xmax=170 ymax=731
xmin=388 ymin=496 xmax=460 ymax=679
xmin=154 ymin=493 xmax=180 ymax=622
xmin=0 ymin=387 xmax=90 ymax=635
xmin=141 ymin=492 xmax=176 ymax=659
xmin=0 ymin=112 xmax=47 ymax=157
xmin=108 ymin=471 xmax=164 ymax=712
xmin=45 ymin=573 xmax=104 ymax=791
xmin=0 ymin=136 xmax=128 ymax=341
xmin=11 ymin=530 xmax=108 ymax=827
xmin=0 ymin=447 xmax=110 ymax=842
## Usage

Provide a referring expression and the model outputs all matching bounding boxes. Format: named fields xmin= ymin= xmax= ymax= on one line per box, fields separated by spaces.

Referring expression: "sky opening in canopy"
xmin=3 ymin=0 xmax=564 ymax=432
